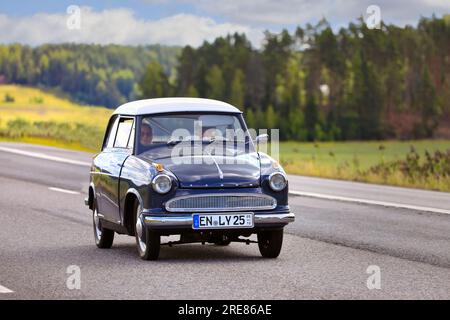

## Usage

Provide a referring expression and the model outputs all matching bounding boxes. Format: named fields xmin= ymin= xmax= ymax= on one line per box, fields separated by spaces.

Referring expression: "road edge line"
xmin=48 ymin=187 xmax=81 ymax=195
xmin=0 ymin=284 xmax=14 ymax=294
xmin=0 ymin=146 xmax=91 ymax=167
xmin=289 ymin=190 xmax=450 ymax=215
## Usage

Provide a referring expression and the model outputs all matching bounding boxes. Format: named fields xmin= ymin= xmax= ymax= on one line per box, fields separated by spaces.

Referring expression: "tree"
xmin=245 ymin=109 xmax=256 ymax=130
xmin=417 ymin=65 xmax=440 ymax=137
xmin=354 ymin=50 xmax=383 ymax=139
xmin=186 ymin=85 xmax=199 ymax=97
xmin=139 ymin=61 xmax=171 ymax=98
xmin=205 ymin=65 xmax=225 ymax=100
xmin=304 ymin=95 xmax=318 ymax=141
xmin=265 ymin=105 xmax=277 ymax=129
xmin=229 ymin=69 xmax=245 ymax=109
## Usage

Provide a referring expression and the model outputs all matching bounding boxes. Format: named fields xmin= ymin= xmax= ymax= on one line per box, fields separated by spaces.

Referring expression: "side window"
xmin=127 ymin=121 xmax=135 ymax=149
xmin=114 ymin=118 xmax=134 ymax=149
xmin=103 ymin=115 xmax=119 ymax=150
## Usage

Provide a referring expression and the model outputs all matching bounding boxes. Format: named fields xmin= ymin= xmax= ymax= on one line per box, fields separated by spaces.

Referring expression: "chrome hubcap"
xmin=94 ymin=208 xmax=102 ymax=240
xmin=136 ymin=204 xmax=146 ymax=252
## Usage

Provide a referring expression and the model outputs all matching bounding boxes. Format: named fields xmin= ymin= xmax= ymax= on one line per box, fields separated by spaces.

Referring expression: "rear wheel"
xmin=257 ymin=229 xmax=283 ymax=258
xmin=134 ymin=201 xmax=160 ymax=260
xmin=92 ymin=201 xmax=114 ymax=249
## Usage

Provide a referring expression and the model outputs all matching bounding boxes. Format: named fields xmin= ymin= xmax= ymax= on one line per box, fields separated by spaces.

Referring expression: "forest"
xmin=1 ymin=15 xmax=449 ymax=141
xmin=0 ymin=44 xmax=180 ymax=107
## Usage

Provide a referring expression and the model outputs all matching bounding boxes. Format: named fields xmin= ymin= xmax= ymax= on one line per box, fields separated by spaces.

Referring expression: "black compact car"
xmin=85 ymin=98 xmax=294 ymax=260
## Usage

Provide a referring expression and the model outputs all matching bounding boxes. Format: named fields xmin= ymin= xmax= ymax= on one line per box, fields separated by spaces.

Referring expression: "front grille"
xmin=165 ymin=193 xmax=277 ymax=212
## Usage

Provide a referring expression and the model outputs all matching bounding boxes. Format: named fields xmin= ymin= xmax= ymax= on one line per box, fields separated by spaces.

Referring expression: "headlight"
xmin=151 ymin=174 xmax=172 ymax=194
xmin=269 ymin=172 xmax=287 ymax=191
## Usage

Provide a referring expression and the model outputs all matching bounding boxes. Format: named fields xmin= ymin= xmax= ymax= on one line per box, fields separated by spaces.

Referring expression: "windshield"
xmin=136 ymin=113 xmax=255 ymax=157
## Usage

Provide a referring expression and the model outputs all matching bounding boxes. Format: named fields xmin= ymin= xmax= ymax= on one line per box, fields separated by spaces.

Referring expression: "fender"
xmin=85 ymin=182 xmax=97 ymax=210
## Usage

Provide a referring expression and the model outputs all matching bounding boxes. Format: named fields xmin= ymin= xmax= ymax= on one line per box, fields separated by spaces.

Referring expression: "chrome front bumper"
xmin=143 ymin=212 xmax=295 ymax=229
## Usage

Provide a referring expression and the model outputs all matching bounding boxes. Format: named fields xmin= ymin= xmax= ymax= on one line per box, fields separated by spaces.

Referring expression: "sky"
xmin=0 ymin=0 xmax=448 ymax=48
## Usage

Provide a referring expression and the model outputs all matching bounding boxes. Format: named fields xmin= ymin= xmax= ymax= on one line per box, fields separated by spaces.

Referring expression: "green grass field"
xmin=0 ymin=85 xmax=111 ymax=128
xmin=0 ymin=85 xmax=111 ymax=151
xmin=1 ymin=85 xmax=449 ymax=191
xmin=276 ymin=140 xmax=450 ymax=191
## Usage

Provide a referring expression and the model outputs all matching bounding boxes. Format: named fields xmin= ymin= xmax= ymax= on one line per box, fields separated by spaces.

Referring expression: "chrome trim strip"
xmin=165 ymin=193 xmax=277 ymax=212
xmin=145 ymin=215 xmax=191 ymax=227
xmin=90 ymin=171 xmax=114 ymax=176
xmin=254 ymin=213 xmax=295 ymax=224
xmin=204 ymin=149 xmax=224 ymax=180
xmin=143 ymin=212 xmax=294 ymax=227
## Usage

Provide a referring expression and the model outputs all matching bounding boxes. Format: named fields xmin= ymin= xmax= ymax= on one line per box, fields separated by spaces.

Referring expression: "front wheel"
xmin=134 ymin=201 xmax=160 ymax=260
xmin=257 ymin=229 xmax=283 ymax=258
xmin=93 ymin=201 xmax=114 ymax=249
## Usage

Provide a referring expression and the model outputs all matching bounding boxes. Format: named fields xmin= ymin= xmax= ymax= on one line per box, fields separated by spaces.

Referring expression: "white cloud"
xmin=0 ymin=1 xmax=447 ymax=48
xmin=187 ymin=0 xmax=450 ymax=27
xmin=0 ymin=7 xmax=264 ymax=47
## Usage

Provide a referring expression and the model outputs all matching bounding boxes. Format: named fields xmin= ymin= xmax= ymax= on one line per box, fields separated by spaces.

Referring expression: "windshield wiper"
xmin=166 ymin=138 xmax=184 ymax=146
xmin=167 ymin=136 xmax=203 ymax=146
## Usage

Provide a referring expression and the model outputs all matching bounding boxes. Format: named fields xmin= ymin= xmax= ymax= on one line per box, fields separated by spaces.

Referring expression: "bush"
xmin=0 ymin=118 xmax=103 ymax=150
xmin=30 ymin=96 xmax=44 ymax=104
xmin=4 ymin=93 xmax=15 ymax=103
xmin=366 ymin=146 xmax=450 ymax=183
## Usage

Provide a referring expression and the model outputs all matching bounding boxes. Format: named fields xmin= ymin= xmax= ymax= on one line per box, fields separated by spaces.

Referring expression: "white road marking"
xmin=0 ymin=284 xmax=13 ymax=293
xmin=49 ymin=187 xmax=80 ymax=195
xmin=0 ymin=146 xmax=91 ymax=167
xmin=289 ymin=190 xmax=450 ymax=215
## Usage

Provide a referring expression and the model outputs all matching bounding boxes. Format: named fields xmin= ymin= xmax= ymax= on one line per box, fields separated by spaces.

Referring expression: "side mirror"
xmin=255 ymin=134 xmax=269 ymax=145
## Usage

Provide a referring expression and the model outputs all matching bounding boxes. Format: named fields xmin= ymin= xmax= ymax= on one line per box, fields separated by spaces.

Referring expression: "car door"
xmin=101 ymin=116 xmax=135 ymax=224
xmin=93 ymin=115 xmax=119 ymax=217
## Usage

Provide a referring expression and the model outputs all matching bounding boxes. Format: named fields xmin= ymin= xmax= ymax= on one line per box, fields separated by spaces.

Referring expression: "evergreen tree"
xmin=205 ymin=65 xmax=225 ymax=100
xmin=229 ymin=69 xmax=245 ymax=109
xmin=305 ymin=95 xmax=318 ymax=141
xmin=139 ymin=61 xmax=171 ymax=98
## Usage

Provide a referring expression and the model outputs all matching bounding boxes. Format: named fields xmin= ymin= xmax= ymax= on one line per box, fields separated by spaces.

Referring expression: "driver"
xmin=140 ymin=123 xmax=153 ymax=147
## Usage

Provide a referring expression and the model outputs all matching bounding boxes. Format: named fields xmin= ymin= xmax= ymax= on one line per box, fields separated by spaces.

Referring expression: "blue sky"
xmin=0 ymin=1 xmax=196 ymax=20
xmin=0 ymin=1 xmax=448 ymax=47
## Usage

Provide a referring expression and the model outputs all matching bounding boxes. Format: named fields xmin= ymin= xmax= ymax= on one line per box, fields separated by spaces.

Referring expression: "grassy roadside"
xmin=277 ymin=140 xmax=450 ymax=192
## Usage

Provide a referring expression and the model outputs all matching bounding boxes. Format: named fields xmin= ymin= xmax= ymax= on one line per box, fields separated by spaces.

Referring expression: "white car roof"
xmin=113 ymin=98 xmax=242 ymax=116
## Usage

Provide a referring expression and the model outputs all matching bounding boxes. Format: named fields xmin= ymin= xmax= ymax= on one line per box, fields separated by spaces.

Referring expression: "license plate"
xmin=192 ymin=213 xmax=254 ymax=229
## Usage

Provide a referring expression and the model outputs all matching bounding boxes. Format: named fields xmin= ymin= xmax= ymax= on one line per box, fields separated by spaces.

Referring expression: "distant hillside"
xmin=0 ymin=44 xmax=181 ymax=108
xmin=0 ymin=85 xmax=111 ymax=150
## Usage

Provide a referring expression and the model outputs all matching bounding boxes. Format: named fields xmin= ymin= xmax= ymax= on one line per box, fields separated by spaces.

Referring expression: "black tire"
xmin=92 ymin=200 xmax=114 ymax=249
xmin=257 ymin=229 xmax=283 ymax=258
xmin=134 ymin=200 xmax=160 ymax=260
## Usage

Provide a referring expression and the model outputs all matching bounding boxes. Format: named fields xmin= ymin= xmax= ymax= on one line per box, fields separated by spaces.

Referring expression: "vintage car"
xmin=85 ymin=98 xmax=294 ymax=260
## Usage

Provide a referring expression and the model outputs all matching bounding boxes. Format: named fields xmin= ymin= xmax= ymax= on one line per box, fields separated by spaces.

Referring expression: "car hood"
xmin=140 ymin=151 xmax=261 ymax=188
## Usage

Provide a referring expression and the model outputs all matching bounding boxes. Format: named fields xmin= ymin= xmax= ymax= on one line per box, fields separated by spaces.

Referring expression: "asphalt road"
xmin=0 ymin=142 xmax=449 ymax=299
